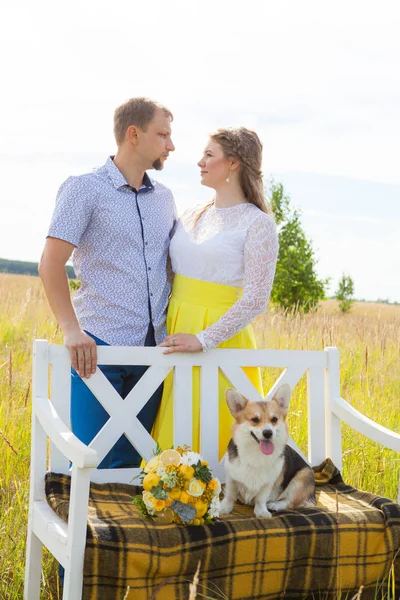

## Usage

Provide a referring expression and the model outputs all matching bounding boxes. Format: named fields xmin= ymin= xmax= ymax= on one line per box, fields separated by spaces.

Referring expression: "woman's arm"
xmin=195 ymin=213 xmax=279 ymax=351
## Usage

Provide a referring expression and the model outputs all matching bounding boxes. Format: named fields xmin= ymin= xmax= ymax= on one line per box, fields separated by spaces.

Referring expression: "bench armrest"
xmin=33 ymin=395 xmax=99 ymax=468
xmin=333 ymin=396 xmax=400 ymax=453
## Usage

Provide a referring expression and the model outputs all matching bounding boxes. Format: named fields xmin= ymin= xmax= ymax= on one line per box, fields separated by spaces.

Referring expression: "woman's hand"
xmin=159 ymin=333 xmax=203 ymax=354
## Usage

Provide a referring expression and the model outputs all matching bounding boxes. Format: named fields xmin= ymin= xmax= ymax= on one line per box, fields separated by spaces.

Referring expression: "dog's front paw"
xmin=220 ymin=499 xmax=234 ymax=514
xmin=254 ymin=505 xmax=272 ymax=519
xmin=267 ymin=500 xmax=288 ymax=512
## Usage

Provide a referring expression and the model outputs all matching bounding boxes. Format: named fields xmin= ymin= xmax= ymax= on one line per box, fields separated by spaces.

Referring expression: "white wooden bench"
xmin=24 ymin=340 xmax=400 ymax=600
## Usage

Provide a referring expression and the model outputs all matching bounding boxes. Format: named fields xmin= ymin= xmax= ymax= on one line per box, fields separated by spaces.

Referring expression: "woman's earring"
xmin=226 ymin=169 xmax=231 ymax=183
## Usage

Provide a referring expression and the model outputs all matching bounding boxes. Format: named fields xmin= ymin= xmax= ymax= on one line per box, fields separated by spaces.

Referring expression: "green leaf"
xmin=194 ymin=461 xmax=213 ymax=484
xmin=132 ymin=496 xmax=156 ymax=521
xmin=150 ymin=483 xmax=169 ymax=500
xmin=153 ymin=443 xmax=163 ymax=456
xmin=171 ymin=500 xmax=196 ymax=523
xmin=130 ymin=472 xmax=144 ymax=483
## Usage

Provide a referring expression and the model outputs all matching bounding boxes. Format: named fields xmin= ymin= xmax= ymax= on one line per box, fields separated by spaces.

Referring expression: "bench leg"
xmin=62 ymin=465 xmax=91 ymax=600
xmin=63 ymin=565 xmax=84 ymax=600
xmin=24 ymin=529 xmax=43 ymax=600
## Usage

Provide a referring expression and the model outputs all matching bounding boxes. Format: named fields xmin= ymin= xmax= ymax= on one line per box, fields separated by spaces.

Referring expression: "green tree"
xmin=268 ymin=181 xmax=329 ymax=312
xmin=335 ymin=274 xmax=355 ymax=313
xmin=0 ymin=257 xmax=75 ymax=279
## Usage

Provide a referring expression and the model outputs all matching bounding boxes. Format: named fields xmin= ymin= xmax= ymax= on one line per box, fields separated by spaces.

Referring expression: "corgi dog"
xmin=220 ymin=384 xmax=316 ymax=519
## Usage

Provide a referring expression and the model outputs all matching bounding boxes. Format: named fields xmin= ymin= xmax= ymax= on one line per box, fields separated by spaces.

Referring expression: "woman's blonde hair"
xmin=195 ymin=127 xmax=272 ymax=224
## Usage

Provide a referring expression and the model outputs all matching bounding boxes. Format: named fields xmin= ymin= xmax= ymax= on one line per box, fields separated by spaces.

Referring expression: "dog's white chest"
xmin=227 ymin=454 xmax=283 ymax=505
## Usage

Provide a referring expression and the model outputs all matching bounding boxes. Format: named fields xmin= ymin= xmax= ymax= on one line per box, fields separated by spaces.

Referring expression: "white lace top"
xmin=170 ymin=203 xmax=279 ymax=350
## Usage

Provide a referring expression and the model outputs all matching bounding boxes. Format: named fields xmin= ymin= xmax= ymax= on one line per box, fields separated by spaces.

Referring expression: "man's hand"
xmin=64 ymin=329 xmax=98 ymax=378
xmin=158 ymin=333 xmax=203 ymax=354
xmin=39 ymin=238 xmax=98 ymax=378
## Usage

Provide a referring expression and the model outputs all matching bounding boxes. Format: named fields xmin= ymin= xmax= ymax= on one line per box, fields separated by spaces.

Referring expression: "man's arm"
xmin=39 ymin=237 xmax=97 ymax=378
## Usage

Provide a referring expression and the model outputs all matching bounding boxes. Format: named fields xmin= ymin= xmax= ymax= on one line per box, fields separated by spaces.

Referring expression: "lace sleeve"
xmin=196 ymin=213 xmax=278 ymax=351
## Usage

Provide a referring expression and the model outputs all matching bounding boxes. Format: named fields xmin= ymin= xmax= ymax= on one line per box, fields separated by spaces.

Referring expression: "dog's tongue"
xmin=260 ymin=440 xmax=275 ymax=455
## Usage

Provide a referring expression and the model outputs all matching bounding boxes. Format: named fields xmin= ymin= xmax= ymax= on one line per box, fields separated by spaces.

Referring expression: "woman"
xmin=154 ymin=127 xmax=279 ymax=459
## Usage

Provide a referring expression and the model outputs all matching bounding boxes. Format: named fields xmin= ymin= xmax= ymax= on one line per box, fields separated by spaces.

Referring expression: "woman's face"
xmin=197 ymin=139 xmax=232 ymax=188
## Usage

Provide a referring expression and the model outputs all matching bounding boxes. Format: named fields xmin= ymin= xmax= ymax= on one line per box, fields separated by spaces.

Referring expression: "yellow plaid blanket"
xmin=45 ymin=460 xmax=400 ymax=600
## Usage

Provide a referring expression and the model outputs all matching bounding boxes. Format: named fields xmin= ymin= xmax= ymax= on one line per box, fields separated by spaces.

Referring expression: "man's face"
xmin=138 ymin=109 xmax=175 ymax=170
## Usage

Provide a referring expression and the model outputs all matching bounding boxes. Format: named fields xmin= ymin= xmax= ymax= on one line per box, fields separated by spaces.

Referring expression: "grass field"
xmin=0 ymin=273 xmax=399 ymax=599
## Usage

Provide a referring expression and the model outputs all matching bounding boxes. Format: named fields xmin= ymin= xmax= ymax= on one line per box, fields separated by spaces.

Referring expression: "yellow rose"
xmin=188 ymin=478 xmax=205 ymax=498
xmin=144 ymin=455 xmax=162 ymax=474
xmin=143 ymin=473 xmax=161 ymax=491
xmin=194 ymin=500 xmax=208 ymax=518
xmin=179 ymin=465 xmax=195 ymax=480
xmin=180 ymin=491 xmax=191 ymax=504
xmin=169 ymin=487 xmax=181 ymax=500
xmin=201 ymin=460 xmax=208 ymax=467
xmin=155 ymin=499 xmax=166 ymax=512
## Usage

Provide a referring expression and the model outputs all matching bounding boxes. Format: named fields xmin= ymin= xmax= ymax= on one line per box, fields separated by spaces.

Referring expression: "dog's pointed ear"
xmin=226 ymin=388 xmax=248 ymax=415
xmin=271 ymin=384 xmax=292 ymax=416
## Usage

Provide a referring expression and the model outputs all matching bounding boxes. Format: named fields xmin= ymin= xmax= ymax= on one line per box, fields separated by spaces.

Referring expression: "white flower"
xmin=180 ymin=451 xmax=202 ymax=466
xmin=188 ymin=478 xmax=205 ymax=497
xmin=156 ymin=465 xmax=166 ymax=477
xmin=161 ymin=470 xmax=178 ymax=488
xmin=209 ymin=495 xmax=220 ymax=518
xmin=142 ymin=491 xmax=157 ymax=515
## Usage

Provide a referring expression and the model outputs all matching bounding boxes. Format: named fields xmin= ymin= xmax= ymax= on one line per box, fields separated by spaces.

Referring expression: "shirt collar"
xmin=105 ymin=156 xmax=154 ymax=192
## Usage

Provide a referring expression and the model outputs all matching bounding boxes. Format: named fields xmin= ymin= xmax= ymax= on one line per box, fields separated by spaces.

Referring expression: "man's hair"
xmin=113 ymin=97 xmax=173 ymax=144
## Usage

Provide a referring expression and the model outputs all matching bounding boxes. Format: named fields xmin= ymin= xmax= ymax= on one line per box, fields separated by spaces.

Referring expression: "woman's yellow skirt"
xmin=152 ymin=274 xmax=263 ymax=459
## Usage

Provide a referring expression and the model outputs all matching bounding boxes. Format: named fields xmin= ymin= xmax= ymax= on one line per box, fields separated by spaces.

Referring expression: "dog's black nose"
xmin=262 ymin=429 xmax=273 ymax=439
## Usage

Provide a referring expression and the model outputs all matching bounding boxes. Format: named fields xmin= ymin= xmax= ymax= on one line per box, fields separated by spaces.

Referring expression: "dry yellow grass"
xmin=0 ymin=273 xmax=399 ymax=599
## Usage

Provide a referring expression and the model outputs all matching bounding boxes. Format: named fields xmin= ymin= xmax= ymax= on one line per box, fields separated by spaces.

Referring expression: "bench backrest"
xmin=33 ymin=340 xmax=341 ymax=483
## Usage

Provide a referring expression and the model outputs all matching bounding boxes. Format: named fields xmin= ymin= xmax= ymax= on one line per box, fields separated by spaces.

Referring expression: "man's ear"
xmin=126 ymin=125 xmax=140 ymax=145
xmin=226 ymin=388 xmax=248 ymax=415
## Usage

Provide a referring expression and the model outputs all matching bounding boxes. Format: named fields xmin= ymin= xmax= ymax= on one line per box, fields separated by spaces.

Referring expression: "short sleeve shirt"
xmin=48 ymin=156 xmax=177 ymax=346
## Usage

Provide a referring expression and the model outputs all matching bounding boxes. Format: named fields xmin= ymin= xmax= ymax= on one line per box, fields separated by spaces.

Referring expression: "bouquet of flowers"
xmin=132 ymin=446 xmax=221 ymax=525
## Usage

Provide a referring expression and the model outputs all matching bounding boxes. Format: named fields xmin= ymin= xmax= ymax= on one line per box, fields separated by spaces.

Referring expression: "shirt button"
xmin=150 ymin=293 xmax=153 ymax=297
xmin=145 ymin=241 xmax=148 ymax=245
xmin=148 ymin=267 xmax=151 ymax=271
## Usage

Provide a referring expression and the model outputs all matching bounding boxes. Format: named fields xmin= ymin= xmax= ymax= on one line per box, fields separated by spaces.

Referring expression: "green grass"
xmin=0 ymin=275 xmax=398 ymax=599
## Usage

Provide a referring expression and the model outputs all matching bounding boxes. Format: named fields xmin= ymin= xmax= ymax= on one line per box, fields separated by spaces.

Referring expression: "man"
xmin=39 ymin=97 xmax=176 ymax=468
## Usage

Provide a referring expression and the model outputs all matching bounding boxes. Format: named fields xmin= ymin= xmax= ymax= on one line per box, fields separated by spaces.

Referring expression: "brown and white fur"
xmin=220 ymin=384 xmax=316 ymax=518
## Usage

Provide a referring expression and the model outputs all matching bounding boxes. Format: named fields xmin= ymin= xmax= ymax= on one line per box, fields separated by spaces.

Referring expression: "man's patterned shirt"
xmin=48 ymin=156 xmax=177 ymax=346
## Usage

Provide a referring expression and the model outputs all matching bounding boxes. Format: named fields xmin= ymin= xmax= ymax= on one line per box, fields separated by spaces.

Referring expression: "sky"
xmin=1 ymin=0 xmax=399 ymax=301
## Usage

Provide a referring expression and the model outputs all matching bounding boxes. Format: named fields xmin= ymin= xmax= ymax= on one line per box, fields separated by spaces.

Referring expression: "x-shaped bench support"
xmin=81 ymin=365 xmax=172 ymax=464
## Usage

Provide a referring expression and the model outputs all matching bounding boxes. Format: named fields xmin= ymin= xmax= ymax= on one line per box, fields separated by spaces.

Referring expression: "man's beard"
xmin=152 ymin=157 xmax=164 ymax=170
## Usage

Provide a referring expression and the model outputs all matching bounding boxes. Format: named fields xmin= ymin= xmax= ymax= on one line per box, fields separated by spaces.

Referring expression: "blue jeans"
xmin=60 ymin=329 xmax=162 ymax=583
xmin=70 ymin=326 xmax=163 ymax=469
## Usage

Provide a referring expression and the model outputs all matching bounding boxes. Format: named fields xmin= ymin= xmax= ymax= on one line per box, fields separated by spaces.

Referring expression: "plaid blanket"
xmin=45 ymin=460 xmax=400 ymax=600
